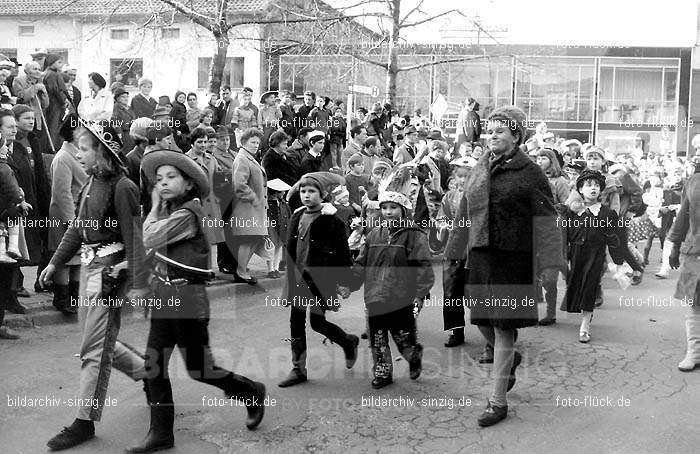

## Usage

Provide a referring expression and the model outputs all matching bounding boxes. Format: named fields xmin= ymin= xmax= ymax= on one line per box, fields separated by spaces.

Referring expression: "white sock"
xmin=580 ymin=311 xmax=593 ymax=334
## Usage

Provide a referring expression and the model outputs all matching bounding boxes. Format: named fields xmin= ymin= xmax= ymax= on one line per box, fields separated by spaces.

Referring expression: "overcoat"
xmin=231 ymin=149 xmax=268 ymax=236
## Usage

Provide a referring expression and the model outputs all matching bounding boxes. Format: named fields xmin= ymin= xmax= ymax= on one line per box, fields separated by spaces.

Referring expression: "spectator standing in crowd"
xmin=393 ymin=125 xmax=418 ymax=165
xmin=279 ymin=90 xmax=297 ymax=140
xmin=48 ymin=114 xmax=87 ymax=315
xmin=231 ymin=128 xmax=268 ymax=284
xmin=185 ymin=92 xmax=202 ymax=131
xmin=296 ymin=91 xmax=315 ymax=131
xmin=341 ymin=125 xmax=368 ymax=171
xmin=456 ymin=97 xmax=482 ymax=149
xmin=216 ymin=85 xmax=239 ymax=149
xmin=206 ymin=93 xmax=221 ymax=126
xmin=345 ymin=153 xmax=370 ymax=214
xmin=62 ymin=65 xmax=81 ymax=112
xmin=170 ymin=91 xmax=190 ymax=151
xmin=0 ymin=60 xmax=18 ymax=109
xmin=231 ymin=90 xmax=258 ymax=140
xmin=130 ymin=77 xmax=156 ymax=118
xmin=12 ymin=61 xmax=50 ymax=149
xmin=308 ymin=96 xmax=331 ymax=134
xmin=111 ymin=87 xmax=136 ymax=155
xmin=328 ymin=106 xmax=347 ymax=168
xmin=262 ymin=130 xmax=299 ymax=187
xmin=212 ymin=125 xmax=238 ymax=275
xmin=124 ymin=117 xmax=152 ymax=187
xmin=78 ymin=72 xmax=113 ymax=122
xmin=300 ymin=131 xmax=326 ymax=175
xmin=258 ymin=91 xmax=282 ymax=153
xmin=42 ymin=54 xmax=66 ymax=149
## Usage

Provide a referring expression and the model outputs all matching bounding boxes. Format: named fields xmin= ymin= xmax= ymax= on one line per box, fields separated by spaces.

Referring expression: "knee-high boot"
xmin=678 ymin=314 xmax=700 ymax=372
xmin=278 ymin=337 xmax=308 ymax=387
xmin=51 ymin=284 xmax=72 ymax=313
xmin=125 ymin=381 xmax=175 ymax=453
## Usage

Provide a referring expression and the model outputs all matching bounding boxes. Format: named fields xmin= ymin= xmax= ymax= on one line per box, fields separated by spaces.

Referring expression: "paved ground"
xmin=1 ymin=247 xmax=699 ymax=453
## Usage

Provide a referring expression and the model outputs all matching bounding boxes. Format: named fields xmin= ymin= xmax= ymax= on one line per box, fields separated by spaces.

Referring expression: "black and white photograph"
xmin=0 ymin=0 xmax=699 ymax=452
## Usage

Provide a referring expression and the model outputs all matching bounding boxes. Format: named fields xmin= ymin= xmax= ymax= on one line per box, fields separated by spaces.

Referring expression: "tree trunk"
xmin=209 ymin=31 xmax=230 ymax=93
xmin=384 ymin=0 xmax=401 ymax=107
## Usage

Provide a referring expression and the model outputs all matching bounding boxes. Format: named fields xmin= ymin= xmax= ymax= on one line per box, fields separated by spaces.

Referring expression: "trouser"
xmin=0 ymin=263 xmax=19 ymax=326
xmin=368 ymin=305 xmax=420 ymax=379
xmin=329 ymin=142 xmax=342 ymax=168
xmin=442 ymin=260 xmax=468 ymax=331
xmin=76 ymin=263 xmax=146 ymax=421
xmin=144 ymin=282 xmax=258 ymax=407
xmin=542 ymin=273 xmax=558 ymax=318
xmin=478 ymin=326 xmax=515 ymax=407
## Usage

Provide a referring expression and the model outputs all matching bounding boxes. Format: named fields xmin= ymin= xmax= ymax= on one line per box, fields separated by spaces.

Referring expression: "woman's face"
xmin=536 ymin=155 xmax=551 ymax=171
xmin=486 ymin=120 xmax=517 ymax=155
xmin=242 ymin=94 xmax=252 ymax=104
xmin=117 ymin=93 xmax=129 ymax=107
xmin=209 ymin=93 xmax=218 ymax=105
xmin=217 ymin=135 xmax=230 ymax=150
xmin=266 ymin=95 xmax=276 ymax=106
xmin=0 ymin=115 xmax=18 ymax=141
xmin=244 ymin=136 xmax=261 ymax=153
xmin=193 ymin=137 xmax=207 ymax=153
xmin=275 ymin=140 xmax=288 ymax=153
xmin=176 ymin=94 xmax=186 ymax=104
xmin=156 ymin=165 xmax=192 ymax=201
xmin=88 ymin=77 xmax=98 ymax=92
xmin=76 ymin=134 xmax=98 ymax=169
xmin=203 ymin=113 xmax=213 ymax=126
xmin=187 ymin=95 xmax=197 ymax=108
xmin=26 ymin=65 xmax=41 ymax=79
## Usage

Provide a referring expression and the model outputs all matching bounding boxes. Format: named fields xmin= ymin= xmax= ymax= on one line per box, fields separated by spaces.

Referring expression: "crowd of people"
xmin=1 ymin=51 xmax=699 ymax=452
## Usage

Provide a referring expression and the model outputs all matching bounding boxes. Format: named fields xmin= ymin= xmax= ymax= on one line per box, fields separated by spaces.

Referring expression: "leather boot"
xmin=52 ymin=284 xmax=76 ymax=315
xmin=244 ymin=381 xmax=266 ymax=430
xmin=678 ymin=314 xmax=700 ymax=372
xmin=68 ymin=281 xmax=80 ymax=313
xmin=125 ymin=381 xmax=174 ymax=453
xmin=278 ymin=338 xmax=308 ymax=387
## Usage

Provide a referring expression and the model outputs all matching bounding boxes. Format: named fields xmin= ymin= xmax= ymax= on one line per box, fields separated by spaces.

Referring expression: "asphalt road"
xmin=1 ymin=248 xmax=699 ymax=453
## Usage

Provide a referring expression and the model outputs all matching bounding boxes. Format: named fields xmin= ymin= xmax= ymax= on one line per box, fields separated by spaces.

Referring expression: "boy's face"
xmin=156 ymin=165 xmax=193 ymax=201
xmin=207 ymin=137 xmax=217 ymax=151
xmin=315 ymin=98 xmax=325 ymax=108
xmin=140 ymin=83 xmax=152 ymax=96
xmin=381 ymin=202 xmax=403 ymax=224
xmin=300 ymin=185 xmax=323 ymax=208
xmin=586 ymin=154 xmax=603 ymax=171
xmin=579 ymin=179 xmax=601 ymax=202
xmin=350 ymin=162 xmax=364 ymax=174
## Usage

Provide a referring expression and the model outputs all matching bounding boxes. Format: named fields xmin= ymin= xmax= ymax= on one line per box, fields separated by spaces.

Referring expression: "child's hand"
xmin=19 ymin=201 xmax=32 ymax=215
xmin=150 ymin=187 xmax=161 ymax=210
xmin=337 ymin=286 xmax=351 ymax=299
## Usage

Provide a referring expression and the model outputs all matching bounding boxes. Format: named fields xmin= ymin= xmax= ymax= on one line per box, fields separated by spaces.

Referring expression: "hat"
xmin=146 ymin=121 xmax=172 ymax=143
xmin=267 ymin=178 xmax=292 ymax=192
xmin=308 ymin=130 xmax=325 ymax=144
xmin=79 ymin=118 xmax=124 ymax=166
xmin=576 ymin=169 xmax=607 ymax=192
xmin=372 ymin=158 xmax=393 ymax=174
xmin=487 ymin=106 xmax=528 ymax=145
xmin=378 ymin=191 xmax=412 ymax=211
xmin=608 ymin=163 xmax=627 ymax=175
xmin=583 ymin=145 xmax=605 ymax=160
xmin=404 ymin=125 xmax=418 ymax=135
xmin=12 ymin=104 xmax=33 ymax=118
xmin=347 ymin=153 xmax=364 ymax=167
xmin=449 ymin=156 xmax=477 ymax=168
xmin=563 ymin=139 xmax=582 ymax=148
xmin=525 ymin=137 xmax=539 ymax=152
xmin=142 ymin=150 xmax=210 ymax=198
xmin=331 ymin=185 xmax=349 ymax=201
xmin=153 ymin=105 xmax=171 ymax=118
xmin=287 ymin=172 xmax=345 ymax=200
xmin=113 ymin=87 xmax=128 ymax=100
xmin=0 ymin=60 xmax=15 ymax=69
xmin=129 ymin=117 xmax=154 ymax=140
xmin=31 ymin=48 xmax=48 ymax=58
xmin=158 ymin=95 xmax=171 ymax=105
xmin=542 ymin=132 xmax=555 ymax=141
xmin=260 ymin=90 xmax=277 ymax=104
xmin=44 ymin=53 xmax=62 ymax=69
xmin=428 ymin=130 xmax=445 ymax=141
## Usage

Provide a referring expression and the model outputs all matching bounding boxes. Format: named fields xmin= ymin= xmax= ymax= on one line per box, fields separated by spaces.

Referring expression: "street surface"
xmin=1 ymin=248 xmax=699 ymax=453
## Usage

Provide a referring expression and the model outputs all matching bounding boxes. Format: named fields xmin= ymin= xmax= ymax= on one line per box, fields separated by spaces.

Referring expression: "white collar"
xmin=577 ymin=202 xmax=601 ymax=216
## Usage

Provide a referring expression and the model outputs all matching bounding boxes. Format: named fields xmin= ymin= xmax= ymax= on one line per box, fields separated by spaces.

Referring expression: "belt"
xmin=80 ymin=242 xmax=124 ymax=265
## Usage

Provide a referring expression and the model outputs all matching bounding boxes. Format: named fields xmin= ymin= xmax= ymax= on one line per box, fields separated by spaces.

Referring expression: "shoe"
xmin=219 ymin=267 xmax=235 ymax=275
xmin=35 ymin=281 xmax=51 ymax=293
xmin=444 ymin=329 xmax=465 ymax=347
xmin=0 ymin=326 xmax=20 ymax=340
xmin=344 ymin=335 xmax=360 ymax=369
xmin=631 ymin=273 xmax=643 ymax=286
xmin=360 ymin=332 xmax=368 ymax=340
xmin=478 ymin=344 xmax=494 ymax=364
xmin=538 ymin=316 xmax=556 ymax=326
xmin=267 ymin=271 xmax=282 ymax=279
xmin=6 ymin=301 xmax=27 ymax=314
xmin=507 ymin=352 xmax=522 ymax=392
xmin=245 ymin=381 xmax=266 ymax=430
xmin=16 ymin=287 xmax=30 ymax=298
xmin=371 ymin=376 xmax=393 ymax=389
xmin=477 ymin=401 xmax=508 ymax=427
xmin=124 ymin=404 xmax=174 ymax=453
xmin=278 ymin=369 xmax=307 ymax=387
xmin=52 ymin=284 xmax=77 ymax=315
xmin=579 ymin=331 xmax=591 ymax=343
xmin=409 ymin=344 xmax=423 ymax=380
xmin=655 ymin=272 xmax=668 ymax=279
xmin=47 ymin=419 xmax=95 ymax=451
xmin=232 ymin=272 xmax=257 ymax=285
xmin=594 ymin=296 xmax=604 ymax=308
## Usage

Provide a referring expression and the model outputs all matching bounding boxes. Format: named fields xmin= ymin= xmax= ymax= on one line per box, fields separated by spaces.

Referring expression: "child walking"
xmin=278 ymin=172 xmax=360 ymax=387
xmin=562 ymin=170 xmax=625 ymax=343
xmin=351 ymin=191 xmax=434 ymax=389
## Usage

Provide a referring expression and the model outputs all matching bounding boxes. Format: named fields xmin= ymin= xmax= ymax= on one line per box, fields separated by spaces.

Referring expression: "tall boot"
xmin=68 ymin=281 xmax=80 ymax=310
xmin=678 ymin=314 xmax=700 ymax=372
xmin=370 ymin=329 xmax=393 ymax=389
xmin=125 ymin=382 xmax=175 ymax=453
xmin=52 ymin=284 xmax=76 ymax=315
xmin=278 ymin=338 xmax=308 ymax=387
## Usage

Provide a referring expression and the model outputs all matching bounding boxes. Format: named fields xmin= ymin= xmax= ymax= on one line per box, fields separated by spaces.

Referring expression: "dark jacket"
xmin=618 ymin=172 xmax=644 ymax=217
xmin=300 ymin=153 xmax=324 ymax=175
xmin=283 ymin=208 xmax=353 ymax=306
xmin=280 ymin=104 xmax=296 ymax=139
xmin=352 ymin=224 xmax=434 ymax=314
xmin=0 ymin=158 xmax=24 ymax=222
xmin=262 ymin=148 xmax=299 ymax=187
xmin=667 ymin=173 xmax=700 ymax=255
xmin=295 ymin=104 xmax=314 ymax=130
xmin=112 ymin=102 xmax=136 ymax=155
xmin=130 ymin=93 xmax=157 ymax=119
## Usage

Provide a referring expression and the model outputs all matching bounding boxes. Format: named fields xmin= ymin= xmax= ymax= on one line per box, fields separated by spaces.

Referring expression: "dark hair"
xmin=88 ymin=72 xmax=106 ymax=89
xmin=221 ymin=85 xmax=231 ymax=92
xmin=187 ymin=92 xmax=197 ymax=100
xmin=298 ymin=127 xmax=314 ymax=139
xmin=199 ymin=108 xmax=214 ymax=122
xmin=240 ymin=128 xmax=263 ymax=145
xmin=357 ymin=107 xmax=368 ymax=115
xmin=0 ymin=109 xmax=14 ymax=126
xmin=364 ymin=137 xmax=379 ymax=149
xmin=205 ymin=129 xmax=217 ymax=140
xmin=303 ymin=91 xmax=316 ymax=99
xmin=334 ymin=99 xmax=344 ymax=107
xmin=269 ymin=130 xmax=289 ymax=149
xmin=190 ymin=128 xmax=208 ymax=145
xmin=215 ymin=125 xmax=230 ymax=137
xmin=298 ymin=176 xmax=324 ymax=194
xmin=78 ymin=131 xmax=120 ymax=175
xmin=59 ymin=113 xmax=81 ymax=142
xmin=61 ymin=72 xmax=71 ymax=83
xmin=243 ymin=87 xmax=253 ymax=93
xmin=350 ymin=125 xmax=366 ymax=138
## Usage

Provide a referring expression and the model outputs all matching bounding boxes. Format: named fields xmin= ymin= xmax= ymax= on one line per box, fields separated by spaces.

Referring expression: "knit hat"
xmin=130 ymin=117 xmax=154 ymax=140
xmin=378 ymin=191 xmax=412 ymax=211
xmin=12 ymin=104 xmax=33 ymax=119
xmin=583 ymin=145 xmax=605 ymax=160
xmin=372 ymin=158 xmax=393 ymax=174
xmin=113 ymin=87 xmax=128 ymax=100
xmin=142 ymin=150 xmax=209 ymax=198
xmin=44 ymin=53 xmax=62 ymax=69
xmin=347 ymin=153 xmax=364 ymax=167
xmin=286 ymin=172 xmax=346 ymax=201
xmin=576 ymin=169 xmax=607 ymax=193
xmin=487 ymin=106 xmax=528 ymax=146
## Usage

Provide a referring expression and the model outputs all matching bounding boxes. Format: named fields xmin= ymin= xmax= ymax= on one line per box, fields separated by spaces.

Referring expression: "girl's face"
xmin=203 ymin=113 xmax=213 ymax=125
xmin=300 ymin=185 xmax=323 ymax=208
xmin=381 ymin=202 xmax=403 ymax=224
xmin=193 ymin=137 xmax=207 ymax=153
xmin=266 ymin=95 xmax=276 ymax=106
xmin=586 ymin=154 xmax=603 ymax=171
xmin=117 ymin=93 xmax=129 ymax=107
xmin=242 ymin=94 xmax=251 ymax=104
xmin=88 ymin=78 xmax=98 ymax=92
xmin=140 ymin=83 xmax=152 ymax=96
xmin=76 ymin=134 xmax=98 ymax=169
xmin=176 ymin=94 xmax=186 ymax=104
xmin=454 ymin=172 xmax=467 ymax=189
xmin=579 ymin=179 xmax=601 ymax=202
xmin=156 ymin=165 xmax=192 ymax=201
xmin=536 ymin=155 xmax=551 ymax=171
xmin=312 ymin=139 xmax=325 ymax=152
xmin=563 ymin=154 xmax=572 ymax=165
xmin=209 ymin=93 xmax=219 ymax=104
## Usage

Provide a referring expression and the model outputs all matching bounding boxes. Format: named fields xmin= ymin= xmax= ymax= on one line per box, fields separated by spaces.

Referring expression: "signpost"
xmin=350 ymin=84 xmax=380 ymax=97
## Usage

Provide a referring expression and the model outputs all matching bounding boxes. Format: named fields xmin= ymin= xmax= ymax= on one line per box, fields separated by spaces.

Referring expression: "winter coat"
xmin=48 ymin=141 xmax=88 ymax=250
xmin=78 ymin=88 xmax=113 ymax=122
xmin=352 ymin=224 xmax=434 ymax=314
xmin=185 ymin=149 xmax=225 ymax=244
xmin=262 ymin=148 xmax=299 ymax=187
xmin=111 ymin=102 xmax=136 ymax=154
xmin=0 ymin=157 xmax=24 ymax=223
xmin=130 ymin=93 xmax=157 ymax=119
xmin=12 ymin=75 xmax=49 ymax=131
xmin=231 ymin=149 xmax=268 ymax=236
xmin=283 ymin=207 xmax=353 ymax=307
xmin=231 ymin=103 xmax=258 ymax=130
xmin=308 ymin=107 xmax=330 ymax=132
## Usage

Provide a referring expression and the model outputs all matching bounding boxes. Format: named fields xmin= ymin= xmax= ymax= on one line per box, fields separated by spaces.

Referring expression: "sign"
xmin=350 ymin=84 xmax=380 ymax=98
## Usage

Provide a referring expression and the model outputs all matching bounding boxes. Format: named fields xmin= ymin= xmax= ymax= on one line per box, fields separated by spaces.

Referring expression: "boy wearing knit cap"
xmin=279 ymin=172 xmax=360 ymax=387
xmin=350 ymin=191 xmax=434 ymax=389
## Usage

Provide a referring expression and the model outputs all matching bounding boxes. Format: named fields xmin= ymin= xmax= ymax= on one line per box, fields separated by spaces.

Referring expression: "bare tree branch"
xmin=157 ymin=0 xmax=216 ymax=30
xmin=398 ymin=0 xmax=425 ymax=26
xmin=400 ymin=9 xmax=461 ymax=28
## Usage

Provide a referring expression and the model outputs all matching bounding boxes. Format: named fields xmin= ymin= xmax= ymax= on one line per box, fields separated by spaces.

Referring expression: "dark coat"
xmin=112 ymin=103 xmax=136 ymax=155
xmin=262 ymin=148 xmax=299 ymax=187
xmin=130 ymin=93 xmax=156 ymax=119
xmin=283 ymin=208 xmax=353 ymax=307
xmin=451 ymin=148 xmax=565 ymax=329
xmin=0 ymin=158 xmax=24 ymax=222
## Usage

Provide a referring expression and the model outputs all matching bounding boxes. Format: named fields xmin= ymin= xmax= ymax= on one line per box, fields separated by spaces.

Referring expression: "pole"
xmin=36 ymin=94 xmax=55 ymax=152
xmin=346 ymin=89 xmax=353 ymax=143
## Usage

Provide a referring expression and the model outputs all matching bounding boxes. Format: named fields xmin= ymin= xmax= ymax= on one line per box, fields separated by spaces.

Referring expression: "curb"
xmin=5 ymin=276 xmax=286 ymax=329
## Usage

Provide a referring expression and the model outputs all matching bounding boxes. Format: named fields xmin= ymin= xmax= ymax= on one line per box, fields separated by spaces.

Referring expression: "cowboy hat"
xmin=142 ymin=150 xmax=210 ymax=198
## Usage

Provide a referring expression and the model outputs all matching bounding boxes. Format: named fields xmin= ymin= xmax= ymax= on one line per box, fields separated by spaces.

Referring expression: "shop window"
xmin=110 ymin=58 xmax=143 ymax=88
xmin=162 ymin=28 xmax=180 ymax=39
xmin=18 ymin=25 xmax=34 ymax=36
xmin=111 ymin=29 xmax=129 ymax=40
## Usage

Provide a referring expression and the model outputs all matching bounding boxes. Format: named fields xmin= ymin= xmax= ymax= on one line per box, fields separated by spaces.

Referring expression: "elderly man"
xmin=0 ymin=59 xmax=17 ymax=109
xmin=12 ymin=61 xmax=49 ymax=133
xmin=62 ymin=64 xmax=81 ymax=111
